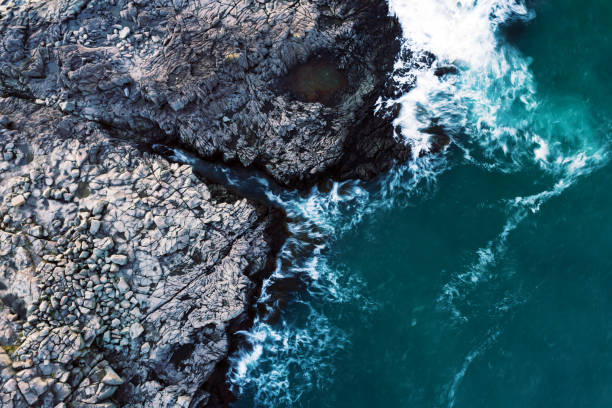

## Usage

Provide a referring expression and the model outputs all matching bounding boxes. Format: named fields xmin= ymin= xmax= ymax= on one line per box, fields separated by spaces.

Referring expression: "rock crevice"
xmin=0 ymin=98 xmax=285 ymax=407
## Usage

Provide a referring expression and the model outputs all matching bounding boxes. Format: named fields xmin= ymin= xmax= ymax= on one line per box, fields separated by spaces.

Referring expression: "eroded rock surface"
xmin=0 ymin=0 xmax=410 ymax=406
xmin=0 ymin=98 xmax=284 ymax=407
xmin=0 ymin=0 xmax=407 ymax=186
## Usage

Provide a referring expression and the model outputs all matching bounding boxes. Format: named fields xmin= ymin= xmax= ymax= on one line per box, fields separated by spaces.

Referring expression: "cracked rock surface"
xmin=0 ymin=98 xmax=284 ymax=407
xmin=0 ymin=0 xmax=408 ymax=186
xmin=0 ymin=0 xmax=410 ymax=406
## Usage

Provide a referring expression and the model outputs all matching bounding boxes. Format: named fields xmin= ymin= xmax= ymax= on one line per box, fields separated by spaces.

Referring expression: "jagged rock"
xmin=102 ymin=367 xmax=124 ymax=386
xmin=0 ymin=0 xmax=409 ymax=405
xmin=128 ymin=322 xmax=144 ymax=339
xmin=92 ymin=202 xmax=106 ymax=216
xmin=31 ymin=226 xmax=43 ymax=237
xmin=109 ymin=255 xmax=128 ymax=266
xmin=0 ymin=0 xmax=406 ymax=187
xmin=52 ymin=381 xmax=72 ymax=402
xmin=0 ymin=352 xmax=11 ymax=369
xmin=140 ymin=342 xmax=150 ymax=355
xmin=116 ymin=277 xmax=130 ymax=294
xmin=30 ymin=377 xmax=52 ymax=399
xmin=90 ymin=220 xmax=101 ymax=235
xmin=0 ymin=98 xmax=288 ymax=407
xmin=17 ymin=376 xmax=52 ymax=405
xmin=176 ymin=396 xmax=191 ymax=408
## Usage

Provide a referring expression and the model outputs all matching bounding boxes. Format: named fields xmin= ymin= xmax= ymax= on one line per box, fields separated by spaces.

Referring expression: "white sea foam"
xmin=447 ymin=328 xmax=501 ymax=408
xmin=228 ymin=0 xmax=610 ymax=405
xmin=229 ymin=305 xmax=349 ymax=406
xmin=378 ymin=0 xmax=535 ymax=162
xmin=168 ymin=147 xmax=197 ymax=165
xmin=438 ymin=148 xmax=607 ymax=323
xmin=381 ymin=0 xmax=607 ymax=329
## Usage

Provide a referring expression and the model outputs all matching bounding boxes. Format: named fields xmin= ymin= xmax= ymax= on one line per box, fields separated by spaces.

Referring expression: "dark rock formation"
xmin=0 ymin=0 xmax=406 ymax=186
xmin=0 ymin=98 xmax=285 ymax=407
xmin=0 ymin=0 xmax=407 ymax=407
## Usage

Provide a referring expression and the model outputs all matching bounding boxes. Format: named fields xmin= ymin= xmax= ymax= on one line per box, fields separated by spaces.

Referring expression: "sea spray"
xmin=225 ymin=152 xmax=449 ymax=406
xmin=160 ymin=0 xmax=612 ymax=405
xmin=228 ymin=3 xmax=540 ymax=402
xmin=379 ymin=0 xmax=537 ymax=167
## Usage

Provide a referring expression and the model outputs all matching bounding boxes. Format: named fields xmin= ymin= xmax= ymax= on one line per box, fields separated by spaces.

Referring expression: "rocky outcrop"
xmin=0 ymin=0 xmax=406 ymax=186
xmin=0 ymin=98 xmax=284 ymax=407
xmin=0 ymin=0 xmax=408 ymax=406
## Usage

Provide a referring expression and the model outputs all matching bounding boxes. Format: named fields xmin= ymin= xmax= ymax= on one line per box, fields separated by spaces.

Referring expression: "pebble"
xmin=11 ymin=195 xmax=26 ymax=207
xmin=129 ymin=322 xmax=144 ymax=339
xmin=109 ymin=254 xmax=128 ymax=265
xmin=116 ymin=277 xmax=130 ymax=293
xmin=119 ymin=26 xmax=131 ymax=39
xmin=102 ymin=366 xmax=124 ymax=385
xmin=90 ymin=219 xmax=101 ymax=235
xmin=92 ymin=201 xmax=106 ymax=215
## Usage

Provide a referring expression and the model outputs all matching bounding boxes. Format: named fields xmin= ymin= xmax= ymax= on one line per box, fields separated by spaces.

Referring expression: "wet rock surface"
xmin=0 ymin=98 xmax=284 ymax=407
xmin=0 ymin=0 xmax=406 ymax=186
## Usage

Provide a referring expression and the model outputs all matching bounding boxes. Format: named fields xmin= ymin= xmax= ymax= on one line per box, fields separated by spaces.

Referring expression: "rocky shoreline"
xmin=0 ymin=98 xmax=286 ymax=407
xmin=0 ymin=0 xmax=406 ymax=407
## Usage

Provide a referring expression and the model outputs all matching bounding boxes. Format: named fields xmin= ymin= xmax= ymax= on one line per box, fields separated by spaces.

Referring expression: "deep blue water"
xmin=229 ymin=1 xmax=612 ymax=406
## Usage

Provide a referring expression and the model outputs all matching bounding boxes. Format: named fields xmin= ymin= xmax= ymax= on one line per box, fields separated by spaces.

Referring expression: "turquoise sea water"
xmin=229 ymin=0 xmax=612 ymax=406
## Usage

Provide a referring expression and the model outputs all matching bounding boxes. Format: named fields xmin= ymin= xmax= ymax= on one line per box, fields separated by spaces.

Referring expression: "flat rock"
xmin=109 ymin=255 xmax=128 ymax=266
xmin=128 ymin=322 xmax=144 ymax=339
xmin=0 ymin=0 xmax=407 ymax=187
xmin=11 ymin=195 xmax=26 ymax=207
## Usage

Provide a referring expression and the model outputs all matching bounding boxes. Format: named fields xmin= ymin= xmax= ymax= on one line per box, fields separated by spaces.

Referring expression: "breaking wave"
xmin=227 ymin=0 xmax=610 ymax=406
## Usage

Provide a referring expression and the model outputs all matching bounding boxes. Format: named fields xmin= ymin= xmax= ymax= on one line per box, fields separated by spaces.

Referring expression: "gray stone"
xmin=109 ymin=255 xmax=128 ymax=265
xmin=90 ymin=219 xmax=101 ymax=235
xmin=129 ymin=322 xmax=144 ymax=339
xmin=116 ymin=277 xmax=130 ymax=293
xmin=31 ymin=225 xmax=43 ymax=237
xmin=176 ymin=396 xmax=191 ymax=408
xmin=101 ymin=366 xmax=124 ymax=385
xmin=0 ymin=353 xmax=12 ymax=368
xmin=118 ymin=26 xmax=130 ymax=39
xmin=96 ymin=383 xmax=118 ymax=401
xmin=59 ymin=100 xmax=75 ymax=112
xmin=11 ymin=195 xmax=26 ymax=207
xmin=52 ymin=381 xmax=72 ymax=402
xmin=92 ymin=201 xmax=106 ymax=216
xmin=30 ymin=376 xmax=51 ymax=397
xmin=140 ymin=342 xmax=151 ymax=355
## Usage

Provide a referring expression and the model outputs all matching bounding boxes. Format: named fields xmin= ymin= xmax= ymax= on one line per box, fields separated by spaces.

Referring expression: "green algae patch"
xmin=75 ymin=181 xmax=91 ymax=198
xmin=1 ymin=344 xmax=18 ymax=355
